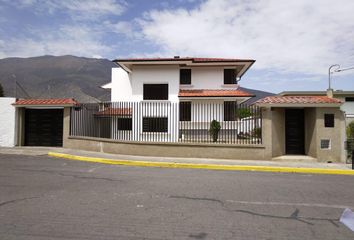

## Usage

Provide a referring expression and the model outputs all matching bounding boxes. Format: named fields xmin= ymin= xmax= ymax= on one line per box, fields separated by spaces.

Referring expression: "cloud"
xmin=139 ymin=0 xmax=354 ymax=75
xmin=4 ymin=0 xmax=126 ymax=19
xmin=0 ymin=25 xmax=111 ymax=58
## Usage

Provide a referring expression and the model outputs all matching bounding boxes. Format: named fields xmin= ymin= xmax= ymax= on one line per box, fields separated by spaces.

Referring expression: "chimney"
xmin=326 ymin=88 xmax=334 ymax=98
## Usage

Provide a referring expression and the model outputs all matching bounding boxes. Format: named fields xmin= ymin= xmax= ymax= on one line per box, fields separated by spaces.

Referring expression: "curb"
xmin=48 ymin=152 xmax=354 ymax=176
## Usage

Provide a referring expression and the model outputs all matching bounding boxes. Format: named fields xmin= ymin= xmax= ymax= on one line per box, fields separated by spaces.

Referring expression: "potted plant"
xmin=209 ymin=120 xmax=221 ymax=142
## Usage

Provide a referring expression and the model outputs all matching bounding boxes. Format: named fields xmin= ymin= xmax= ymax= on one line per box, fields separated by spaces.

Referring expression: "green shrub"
xmin=209 ymin=120 xmax=221 ymax=142
xmin=347 ymin=121 xmax=354 ymax=138
xmin=236 ymin=108 xmax=252 ymax=119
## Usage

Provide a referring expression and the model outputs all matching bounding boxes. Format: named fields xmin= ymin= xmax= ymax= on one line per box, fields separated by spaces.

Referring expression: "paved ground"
xmin=0 ymin=153 xmax=354 ymax=240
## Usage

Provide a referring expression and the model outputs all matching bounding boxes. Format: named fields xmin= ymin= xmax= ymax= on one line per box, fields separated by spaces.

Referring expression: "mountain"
xmin=240 ymin=87 xmax=275 ymax=104
xmin=0 ymin=55 xmax=115 ymax=102
xmin=0 ymin=55 xmax=275 ymax=103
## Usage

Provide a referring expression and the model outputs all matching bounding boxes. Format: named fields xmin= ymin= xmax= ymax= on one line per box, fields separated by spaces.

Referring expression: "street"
xmin=0 ymin=154 xmax=353 ymax=240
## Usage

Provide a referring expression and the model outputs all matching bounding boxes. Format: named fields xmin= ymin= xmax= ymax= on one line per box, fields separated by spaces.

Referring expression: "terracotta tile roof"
xmin=255 ymin=96 xmax=342 ymax=105
xmin=13 ymin=98 xmax=78 ymax=106
xmin=179 ymin=89 xmax=254 ymax=97
xmin=115 ymin=57 xmax=255 ymax=63
xmin=95 ymin=108 xmax=132 ymax=116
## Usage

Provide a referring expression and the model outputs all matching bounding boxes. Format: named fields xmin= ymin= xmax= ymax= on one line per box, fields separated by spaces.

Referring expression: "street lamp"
xmin=328 ymin=64 xmax=340 ymax=90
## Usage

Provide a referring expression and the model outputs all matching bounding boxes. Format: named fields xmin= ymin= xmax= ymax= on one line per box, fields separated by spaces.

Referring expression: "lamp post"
xmin=328 ymin=64 xmax=340 ymax=90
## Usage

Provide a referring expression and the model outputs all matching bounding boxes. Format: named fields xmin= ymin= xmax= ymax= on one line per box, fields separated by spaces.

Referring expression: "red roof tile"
xmin=179 ymin=89 xmax=254 ymax=97
xmin=256 ymin=96 xmax=342 ymax=105
xmin=13 ymin=98 xmax=78 ymax=106
xmin=115 ymin=57 xmax=255 ymax=63
xmin=95 ymin=108 xmax=132 ymax=116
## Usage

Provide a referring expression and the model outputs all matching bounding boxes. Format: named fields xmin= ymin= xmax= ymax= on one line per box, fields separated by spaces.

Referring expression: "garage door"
xmin=25 ymin=109 xmax=64 ymax=146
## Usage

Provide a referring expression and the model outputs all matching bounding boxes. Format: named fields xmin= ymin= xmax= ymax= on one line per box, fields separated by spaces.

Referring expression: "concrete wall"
xmin=64 ymin=136 xmax=267 ymax=160
xmin=0 ymin=98 xmax=16 ymax=147
xmin=315 ymin=107 xmax=346 ymax=162
xmin=271 ymin=108 xmax=285 ymax=157
xmin=304 ymin=108 xmax=317 ymax=158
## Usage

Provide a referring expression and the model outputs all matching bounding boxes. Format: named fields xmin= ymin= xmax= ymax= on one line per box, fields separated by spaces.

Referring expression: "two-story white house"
xmin=100 ymin=57 xmax=259 ymax=142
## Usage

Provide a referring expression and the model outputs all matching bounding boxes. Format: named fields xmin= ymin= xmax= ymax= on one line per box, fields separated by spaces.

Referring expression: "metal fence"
xmin=70 ymin=101 xmax=262 ymax=144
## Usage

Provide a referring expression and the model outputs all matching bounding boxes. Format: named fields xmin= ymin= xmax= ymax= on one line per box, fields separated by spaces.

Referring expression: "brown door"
xmin=285 ymin=109 xmax=305 ymax=155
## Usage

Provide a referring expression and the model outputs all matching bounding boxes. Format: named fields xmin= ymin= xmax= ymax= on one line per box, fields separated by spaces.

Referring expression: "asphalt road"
xmin=0 ymin=154 xmax=353 ymax=240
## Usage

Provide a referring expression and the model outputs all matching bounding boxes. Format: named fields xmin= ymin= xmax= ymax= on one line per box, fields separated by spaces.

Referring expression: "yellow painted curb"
xmin=48 ymin=152 xmax=354 ymax=176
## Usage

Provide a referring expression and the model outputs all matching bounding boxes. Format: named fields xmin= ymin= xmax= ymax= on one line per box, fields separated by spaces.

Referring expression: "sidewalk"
xmin=1 ymin=147 xmax=353 ymax=175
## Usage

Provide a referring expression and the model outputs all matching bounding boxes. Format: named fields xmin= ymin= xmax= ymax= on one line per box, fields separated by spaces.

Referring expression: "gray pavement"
xmin=0 ymin=146 xmax=352 ymax=169
xmin=0 ymin=153 xmax=354 ymax=239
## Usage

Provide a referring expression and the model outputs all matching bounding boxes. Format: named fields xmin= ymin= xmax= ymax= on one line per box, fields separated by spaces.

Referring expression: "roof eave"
xmin=256 ymin=103 xmax=342 ymax=108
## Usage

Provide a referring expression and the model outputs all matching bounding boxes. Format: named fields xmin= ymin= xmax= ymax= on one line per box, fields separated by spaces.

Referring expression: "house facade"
xmin=99 ymin=57 xmax=259 ymax=142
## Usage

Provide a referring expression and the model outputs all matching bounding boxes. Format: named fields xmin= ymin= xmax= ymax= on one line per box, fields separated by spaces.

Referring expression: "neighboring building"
xmin=280 ymin=91 xmax=354 ymax=124
xmin=12 ymin=98 xmax=77 ymax=147
xmin=255 ymin=95 xmax=346 ymax=162
xmin=0 ymin=97 xmax=16 ymax=147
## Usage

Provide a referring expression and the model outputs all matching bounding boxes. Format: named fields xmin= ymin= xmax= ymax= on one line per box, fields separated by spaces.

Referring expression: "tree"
xmin=0 ymin=82 xmax=4 ymax=97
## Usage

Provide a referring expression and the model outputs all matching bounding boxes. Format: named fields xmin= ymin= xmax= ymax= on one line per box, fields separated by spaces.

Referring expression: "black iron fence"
xmin=70 ymin=101 xmax=262 ymax=144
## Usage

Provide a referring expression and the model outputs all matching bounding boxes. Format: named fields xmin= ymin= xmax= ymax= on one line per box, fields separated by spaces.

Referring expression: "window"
xmin=179 ymin=102 xmax=191 ymax=121
xmin=143 ymin=84 xmax=168 ymax=100
xmin=320 ymin=139 xmax=331 ymax=149
xmin=180 ymin=69 xmax=191 ymax=85
xmin=143 ymin=117 xmax=168 ymax=132
xmin=324 ymin=114 xmax=334 ymax=128
xmin=224 ymin=101 xmax=237 ymax=121
xmin=117 ymin=118 xmax=132 ymax=130
xmin=224 ymin=69 xmax=237 ymax=84
xmin=345 ymin=97 xmax=354 ymax=102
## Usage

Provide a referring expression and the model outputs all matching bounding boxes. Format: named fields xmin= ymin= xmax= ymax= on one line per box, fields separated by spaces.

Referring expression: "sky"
xmin=0 ymin=0 xmax=353 ymax=93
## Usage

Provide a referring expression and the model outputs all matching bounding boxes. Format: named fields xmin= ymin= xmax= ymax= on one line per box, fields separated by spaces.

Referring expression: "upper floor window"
xmin=180 ymin=69 xmax=191 ymax=85
xmin=224 ymin=69 xmax=237 ymax=84
xmin=143 ymin=84 xmax=168 ymax=100
xmin=345 ymin=97 xmax=354 ymax=102
xmin=324 ymin=114 xmax=334 ymax=128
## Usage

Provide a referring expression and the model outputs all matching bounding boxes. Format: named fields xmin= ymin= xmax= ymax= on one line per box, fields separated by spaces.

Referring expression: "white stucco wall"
xmin=189 ymin=67 xmax=235 ymax=89
xmin=0 ymin=97 xmax=16 ymax=147
xmin=110 ymin=65 xmax=239 ymax=102
xmin=111 ymin=67 xmax=132 ymax=101
xmin=130 ymin=65 xmax=180 ymax=102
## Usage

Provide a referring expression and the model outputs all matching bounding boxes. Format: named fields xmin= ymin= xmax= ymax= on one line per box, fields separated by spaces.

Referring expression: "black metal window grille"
xmin=180 ymin=69 xmax=191 ymax=85
xmin=143 ymin=117 xmax=168 ymax=132
xmin=179 ymin=102 xmax=191 ymax=121
xmin=324 ymin=114 xmax=334 ymax=128
xmin=143 ymin=84 xmax=168 ymax=100
xmin=224 ymin=69 xmax=237 ymax=84
xmin=117 ymin=118 xmax=132 ymax=130
xmin=224 ymin=101 xmax=237 ymax=121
